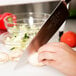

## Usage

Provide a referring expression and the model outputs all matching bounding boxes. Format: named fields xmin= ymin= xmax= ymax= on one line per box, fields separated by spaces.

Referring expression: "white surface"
xmin=0 ymin=43 xmax=65 ymax=76
xmin=0 ymin=0 xmax=59 ymax=6
xmin=0 ymin=62 xmax=65 ymax=76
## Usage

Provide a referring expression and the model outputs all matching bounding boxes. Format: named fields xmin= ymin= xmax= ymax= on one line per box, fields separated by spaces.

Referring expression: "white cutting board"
xmin=0 ymin=62 xmax=65 ymax=76
xmin=0 ymin=43 xmax=65 ymax=76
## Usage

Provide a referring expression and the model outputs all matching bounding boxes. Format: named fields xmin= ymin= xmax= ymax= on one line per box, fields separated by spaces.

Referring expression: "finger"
xmin=42 ymin=60 xmax=56 ymax=67
xmin=38 ymin=42 xmax=68 ymax=54
xmin=38 ymin=44 xmax=56 ymax=53
xmin=38 ymin=51 xmax=56 ymax=62
xmin=46 ymin=42 xmax=66 ymax=48
xmin=38 ymin=43 xmax=61 ymax=54
xmin=38 ymin=51 xmax=60 ymax=69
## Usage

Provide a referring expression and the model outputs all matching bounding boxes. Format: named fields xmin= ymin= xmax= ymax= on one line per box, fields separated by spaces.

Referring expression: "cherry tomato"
xmin=60 ymin=31 xmax=76 ymax=47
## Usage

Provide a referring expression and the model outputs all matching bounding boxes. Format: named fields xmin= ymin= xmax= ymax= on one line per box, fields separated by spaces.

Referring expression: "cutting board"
xmin=0 ymin=62 xmax=65 ymax=76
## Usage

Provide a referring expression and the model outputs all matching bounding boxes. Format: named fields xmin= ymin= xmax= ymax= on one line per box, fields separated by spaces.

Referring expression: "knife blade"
xmin=15 ymin=0 xmax=70 ymax=69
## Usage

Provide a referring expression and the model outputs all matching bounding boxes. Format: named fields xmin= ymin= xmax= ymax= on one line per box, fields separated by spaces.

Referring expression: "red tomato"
xmin=0 ymin=12 xmax=16 ymax=30
xmin=60 ymin=31 xmax=76 ymax=47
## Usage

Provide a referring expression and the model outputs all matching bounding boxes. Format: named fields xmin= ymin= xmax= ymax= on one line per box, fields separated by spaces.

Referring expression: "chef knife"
xmin=15 ymin=0 xmax=70 ymax=69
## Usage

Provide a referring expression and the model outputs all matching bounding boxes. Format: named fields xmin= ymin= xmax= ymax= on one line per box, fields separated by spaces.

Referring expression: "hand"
xmin=38 ymin=42 xmax=76 ymax=76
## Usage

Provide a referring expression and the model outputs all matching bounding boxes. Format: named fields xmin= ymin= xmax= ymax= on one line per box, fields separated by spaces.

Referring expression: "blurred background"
xmin=0 ymin=0 xmax=76 ymax=41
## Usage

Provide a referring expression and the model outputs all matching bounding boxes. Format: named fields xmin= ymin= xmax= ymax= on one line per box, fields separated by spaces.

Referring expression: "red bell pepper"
xmin=0 ymin=12 xmax=16 ymax=30
xmin=0 ymin=14 xmax=1 ymax=18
